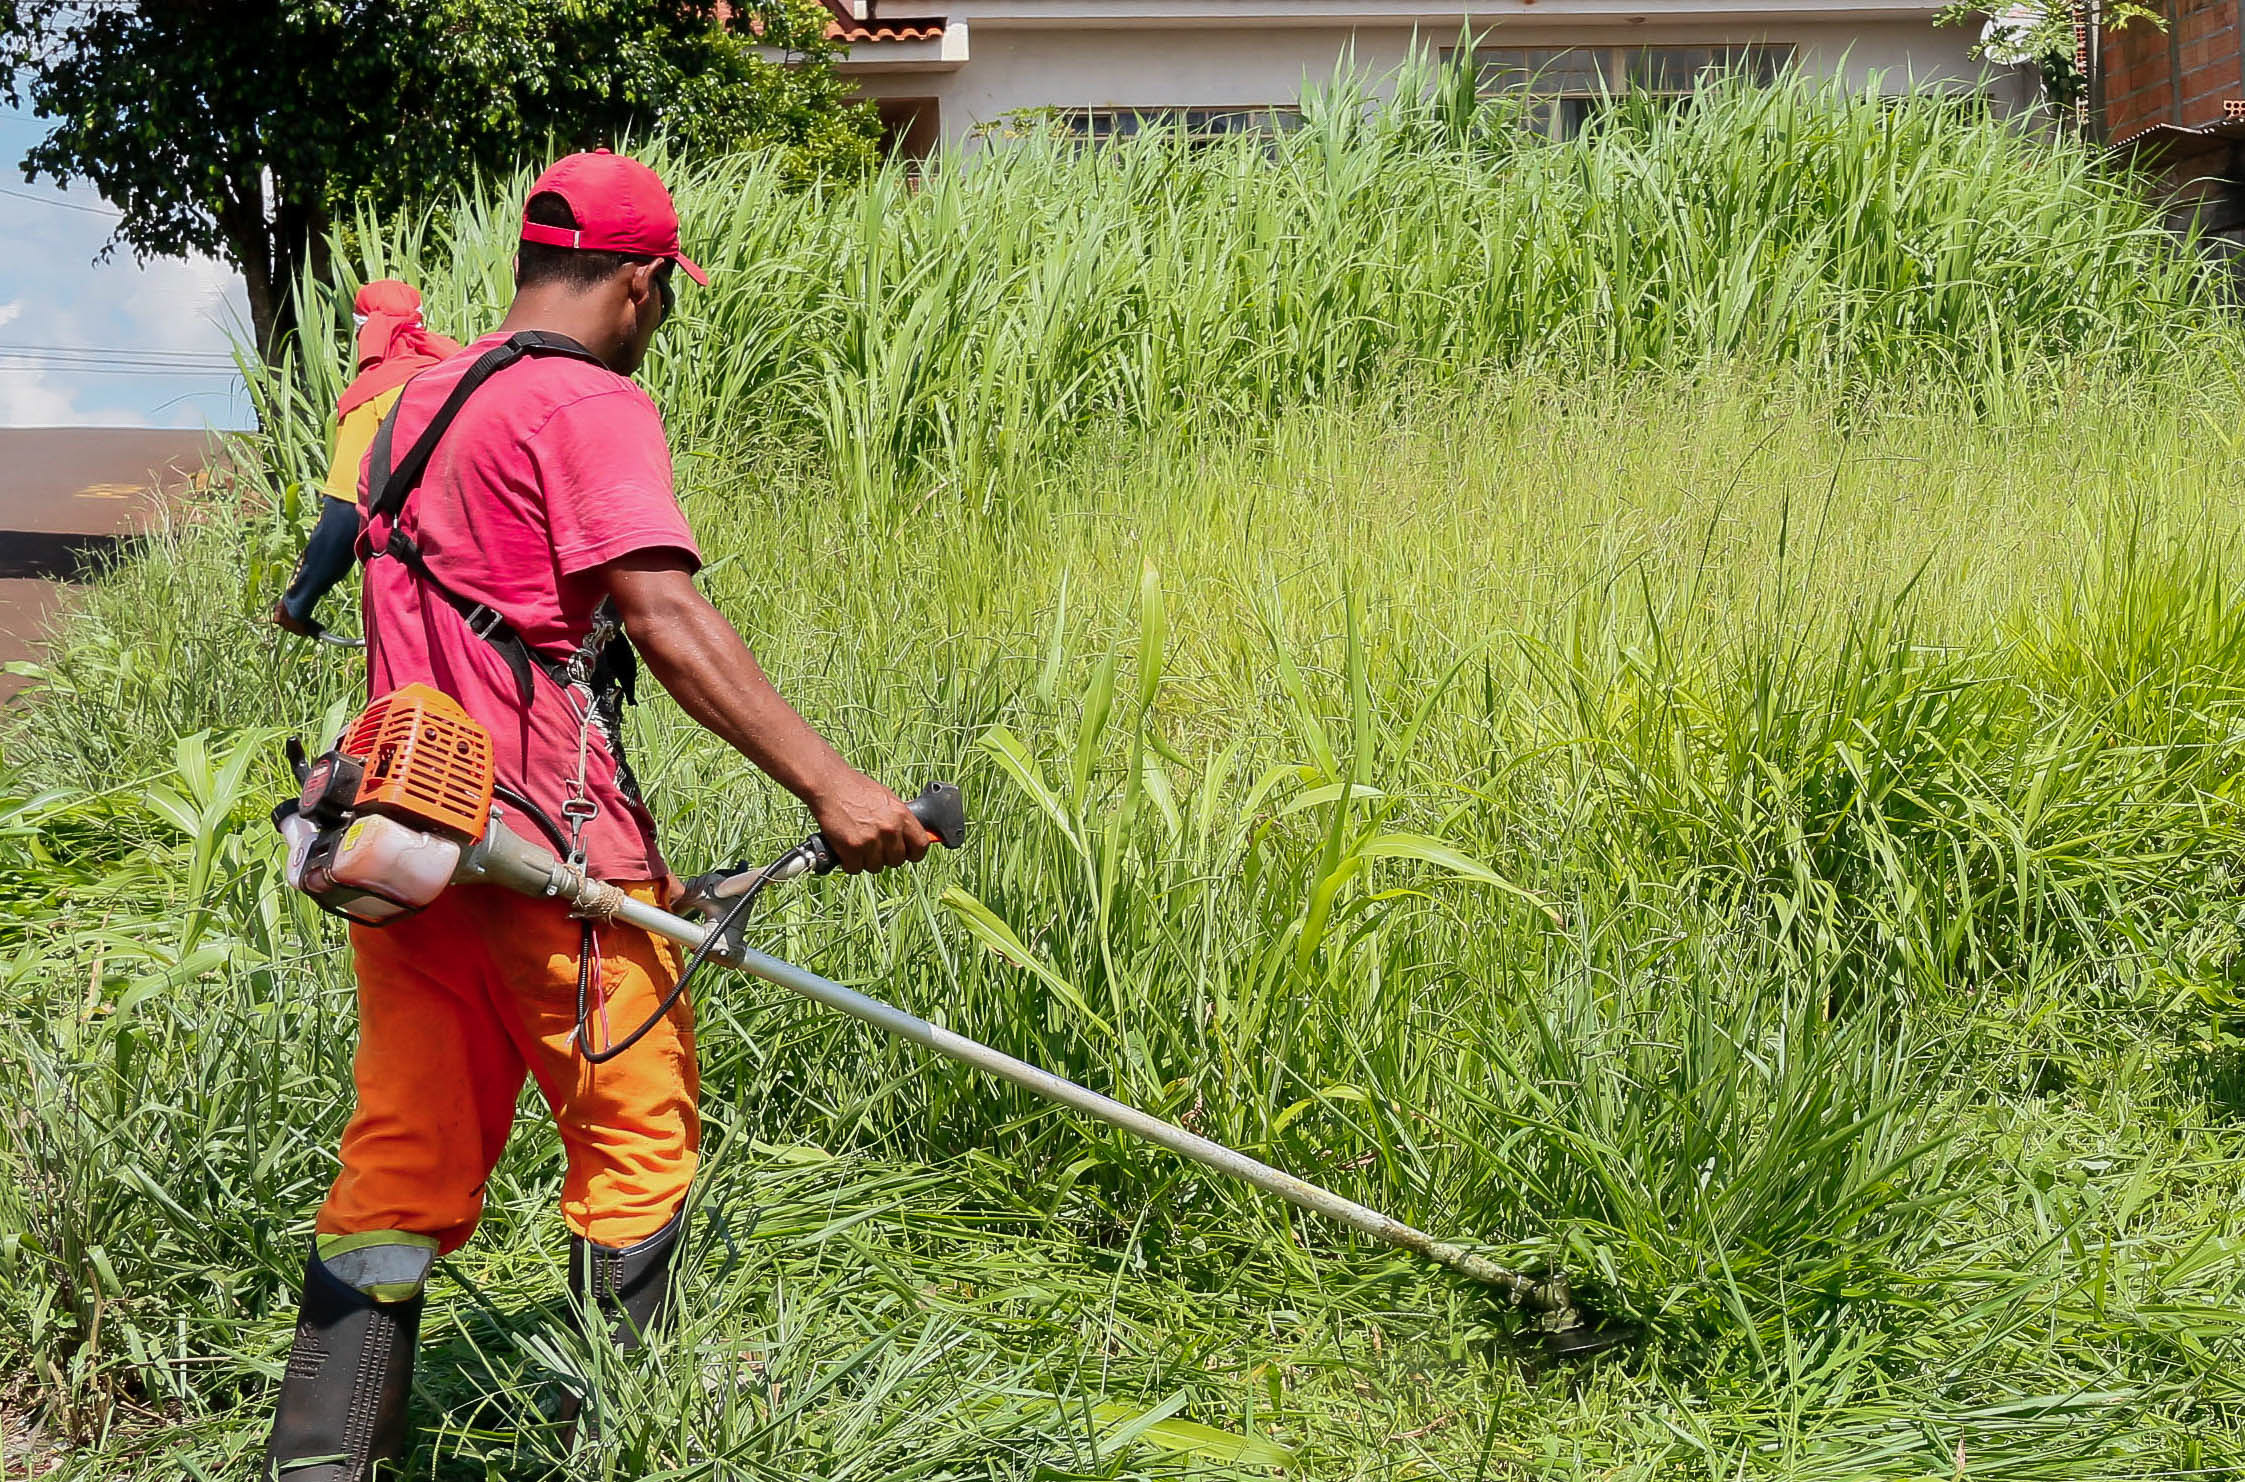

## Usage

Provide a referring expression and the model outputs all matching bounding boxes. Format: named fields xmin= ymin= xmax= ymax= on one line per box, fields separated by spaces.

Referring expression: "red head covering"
xmin=335 ymin=279 xmax=463 ymax=420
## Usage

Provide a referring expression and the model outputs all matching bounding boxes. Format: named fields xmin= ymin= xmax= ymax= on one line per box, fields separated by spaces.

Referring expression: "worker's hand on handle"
xmin=809 ymin=769 xmax=935 ymax=873
xmin=602 ymin=554 xmax=935 ymax=871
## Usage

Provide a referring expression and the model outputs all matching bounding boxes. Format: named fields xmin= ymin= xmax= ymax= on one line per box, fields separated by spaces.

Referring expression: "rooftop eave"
xmin=835 ymin=19 xmax=970 ymax=73
xmin=957 ymin=0 xmax=1945 ymax=24
xmin=2111 ymin=117 xmax=2245 ymax=156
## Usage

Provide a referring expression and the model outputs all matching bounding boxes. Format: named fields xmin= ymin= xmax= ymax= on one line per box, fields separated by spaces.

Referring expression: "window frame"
xmin=1059 ymin=105 xmax=1306 ymax=144
xmin=1443 ymin=43 xmax=1797 ymax=138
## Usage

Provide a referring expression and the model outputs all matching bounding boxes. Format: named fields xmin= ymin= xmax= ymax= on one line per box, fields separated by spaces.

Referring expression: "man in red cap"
xmin=264 ymin=151 xmax=932 ymax=1482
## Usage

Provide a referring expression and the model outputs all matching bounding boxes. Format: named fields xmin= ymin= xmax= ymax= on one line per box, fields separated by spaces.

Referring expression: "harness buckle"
xmin=560 ymin=794 xmax=601 ymax=868
xmin=464 ymin=604 xmax=506 ymax=641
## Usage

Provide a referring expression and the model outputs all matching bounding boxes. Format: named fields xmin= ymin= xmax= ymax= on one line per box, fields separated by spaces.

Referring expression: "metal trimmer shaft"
xmin=456 ymin=815 xmax=1582 ymax=1328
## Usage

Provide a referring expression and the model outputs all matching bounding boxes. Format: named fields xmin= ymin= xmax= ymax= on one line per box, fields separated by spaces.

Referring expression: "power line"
xmin=1 ymin=364 xmax=239 ymax=377
xmin=147 ymin=388 xmax=246 ymax=416
xmin=0 ymin=363 xmax=237 ymax=373
xmin=0 ymin=359 xmax=238 ymax=377
xmin=0 ymin=338 xmax=236 ymax=356
xmin=0 ymin=342 xmax=239 ymax=368
xmin=0 ymin=183 xmax=120 ymax=217
xmin=0 ymin=365 xmax=240 ymax=378
xmin=0 ymin=345 xmax=243 ymax=378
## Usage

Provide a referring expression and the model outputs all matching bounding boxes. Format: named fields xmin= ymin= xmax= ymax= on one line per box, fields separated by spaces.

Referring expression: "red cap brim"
xmin=674 ymin=253 xmax=708 ymax=287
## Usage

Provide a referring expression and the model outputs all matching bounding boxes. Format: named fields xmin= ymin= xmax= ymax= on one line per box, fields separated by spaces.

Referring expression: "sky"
xmin=0 ymin=100 xmax=253 ymax=430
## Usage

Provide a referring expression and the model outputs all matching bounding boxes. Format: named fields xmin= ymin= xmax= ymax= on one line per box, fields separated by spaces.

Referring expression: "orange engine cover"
xmin=340 ymin=683 xmax=495 ymax=842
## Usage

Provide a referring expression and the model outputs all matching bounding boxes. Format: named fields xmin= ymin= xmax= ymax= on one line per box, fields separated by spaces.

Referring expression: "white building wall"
xmin=851 ymin=16 xmax=2015 ymax=151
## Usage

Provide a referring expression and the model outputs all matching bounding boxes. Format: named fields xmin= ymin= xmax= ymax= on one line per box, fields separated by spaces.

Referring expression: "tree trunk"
xmin=268 ymin=196 xmax=313 ymax=367
xmin=240 ymin=249 xmax=280 ymax=368
xmin=225 ymin=173 xmax=339 ymax=413
xmin=218 ymin=169 xmax=286 ymax=367
xmin=228 ymin=202 xmax=330 ymax=370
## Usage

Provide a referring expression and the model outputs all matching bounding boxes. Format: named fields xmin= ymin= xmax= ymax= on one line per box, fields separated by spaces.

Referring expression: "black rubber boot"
xmin=266 ymin=1248 xmax=423 ymax=1481
xmin=553 ymin=1209 xmax=688 ymax=1446
xmin=569 ymin=1208 xmax=687 ymax=1351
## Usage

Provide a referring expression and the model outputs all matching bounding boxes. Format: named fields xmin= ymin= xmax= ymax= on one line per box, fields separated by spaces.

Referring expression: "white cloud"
xmin=0 ymin=368 xmax=89 ymax=425
xmin=0 ymin=101 xmax=252 ymax=428
xmin=0 ymin=363 xmax=152 ymax=427
xmin=119 ymin=253 xmax=250 ymax=356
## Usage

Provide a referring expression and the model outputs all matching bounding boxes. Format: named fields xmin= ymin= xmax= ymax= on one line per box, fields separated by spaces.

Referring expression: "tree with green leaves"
xmin=1936 ymin=2 xmax=2166 ymax=109
xmin=1 ymin=0 xmax=876 ymax=363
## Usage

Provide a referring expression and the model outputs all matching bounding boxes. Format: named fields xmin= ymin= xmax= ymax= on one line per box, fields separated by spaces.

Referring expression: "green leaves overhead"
xmin=1 ymin=0 xmax=876 ymax=357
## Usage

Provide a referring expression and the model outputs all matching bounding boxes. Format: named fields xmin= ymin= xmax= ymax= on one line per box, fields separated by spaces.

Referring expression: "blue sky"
xmin=0 ymin=100 xmax=252 ymax=429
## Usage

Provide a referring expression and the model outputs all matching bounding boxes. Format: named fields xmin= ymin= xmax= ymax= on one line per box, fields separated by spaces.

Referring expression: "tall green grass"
xmin=10 ymin=73 xmax=2245 ymax=1479
xmin=256 ymin=70 xmax=2225 ymax=502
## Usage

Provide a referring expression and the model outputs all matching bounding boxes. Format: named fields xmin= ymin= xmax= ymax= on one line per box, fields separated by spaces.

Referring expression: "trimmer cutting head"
xmin=1474 ymin=1267 xmax=1637 ymax=1364
xmin=1414 ymin=1239 xmax=1638 ymax=1363
xmin=1538 ymin=1310 xmax=1638 ymax=1362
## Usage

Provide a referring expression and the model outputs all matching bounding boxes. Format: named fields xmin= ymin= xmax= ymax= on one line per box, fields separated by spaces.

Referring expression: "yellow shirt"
xmin=323 ymin=386 xmax=406 ymax=502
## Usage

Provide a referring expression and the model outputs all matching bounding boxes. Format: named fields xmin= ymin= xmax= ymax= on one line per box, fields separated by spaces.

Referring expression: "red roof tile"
xmin=831 ymin=18 xmax=945 ymax=41
xmin=816 ymin=0 xmax=944 ymax=43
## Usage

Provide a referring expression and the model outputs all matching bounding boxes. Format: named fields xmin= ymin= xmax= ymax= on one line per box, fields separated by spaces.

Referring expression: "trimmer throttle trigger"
xmin=675 ymin=860 xmax=756 ymax=920
xmin=805 ymin=781 xmax=967 ymax=875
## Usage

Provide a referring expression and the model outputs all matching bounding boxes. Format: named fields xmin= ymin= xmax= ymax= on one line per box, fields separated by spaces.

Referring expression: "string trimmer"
xmin=276 ymin=684 xmax=1628 ymax=1359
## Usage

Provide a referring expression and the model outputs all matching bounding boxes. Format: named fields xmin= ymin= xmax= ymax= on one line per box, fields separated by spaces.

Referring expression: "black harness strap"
xmin=365 ymin=331 xmax=640 ymax=713
xmin=368 ymin=337 xmax=544 ymax=524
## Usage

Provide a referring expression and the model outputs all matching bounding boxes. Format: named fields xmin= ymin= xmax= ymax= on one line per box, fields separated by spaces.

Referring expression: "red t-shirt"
xmin=357 ymin=333 xmax=699 ymax=880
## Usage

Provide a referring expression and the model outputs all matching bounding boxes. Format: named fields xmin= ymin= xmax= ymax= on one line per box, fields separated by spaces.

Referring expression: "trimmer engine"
xmin=277 ymin=684 xmax=496 ymax=925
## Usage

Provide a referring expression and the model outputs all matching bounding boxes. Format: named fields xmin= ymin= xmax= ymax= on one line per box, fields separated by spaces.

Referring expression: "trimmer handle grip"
xmin=907 ymin=780 xmax=968 ymax=850
xmin=807 ymin=781 xmax=966 ymax=874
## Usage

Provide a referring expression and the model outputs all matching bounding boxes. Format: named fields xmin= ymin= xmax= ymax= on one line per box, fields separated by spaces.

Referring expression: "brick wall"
xmin=2106 ymin=0 xmax=2245 ymax=139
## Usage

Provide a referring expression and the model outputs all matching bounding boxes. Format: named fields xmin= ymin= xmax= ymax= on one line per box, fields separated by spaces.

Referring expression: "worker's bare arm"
xmin=599 ymin=550 xmax=929 ymax=871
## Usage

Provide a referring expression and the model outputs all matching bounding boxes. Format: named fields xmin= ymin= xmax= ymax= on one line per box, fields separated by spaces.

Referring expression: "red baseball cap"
xmin=520 ymin=149 xmax=708 ymax=286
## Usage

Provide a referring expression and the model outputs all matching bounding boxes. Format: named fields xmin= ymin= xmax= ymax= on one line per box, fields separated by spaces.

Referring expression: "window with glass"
xmin=1060 ymin=106 xmax=1304 ymax=143
xmin=1447 ymin=44 xmax=1795 ymax=139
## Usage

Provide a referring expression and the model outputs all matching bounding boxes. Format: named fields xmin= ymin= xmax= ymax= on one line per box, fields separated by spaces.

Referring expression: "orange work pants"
xmin=317 ymin=881 xmax=698 ymax=1254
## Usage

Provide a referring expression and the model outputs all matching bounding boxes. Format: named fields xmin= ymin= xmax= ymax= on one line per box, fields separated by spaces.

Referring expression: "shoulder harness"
xmin=364 ymin=330 xmax=640 ymax=714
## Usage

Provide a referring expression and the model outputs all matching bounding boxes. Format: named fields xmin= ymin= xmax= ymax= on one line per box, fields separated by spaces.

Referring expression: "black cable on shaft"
xmin=493 ymin=775 xmax=748 ymax=1066
xmin=492 ymin=782 xmax=572 ymax=857
xmin=575 ymin=845 xmax=809 ymax=1066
